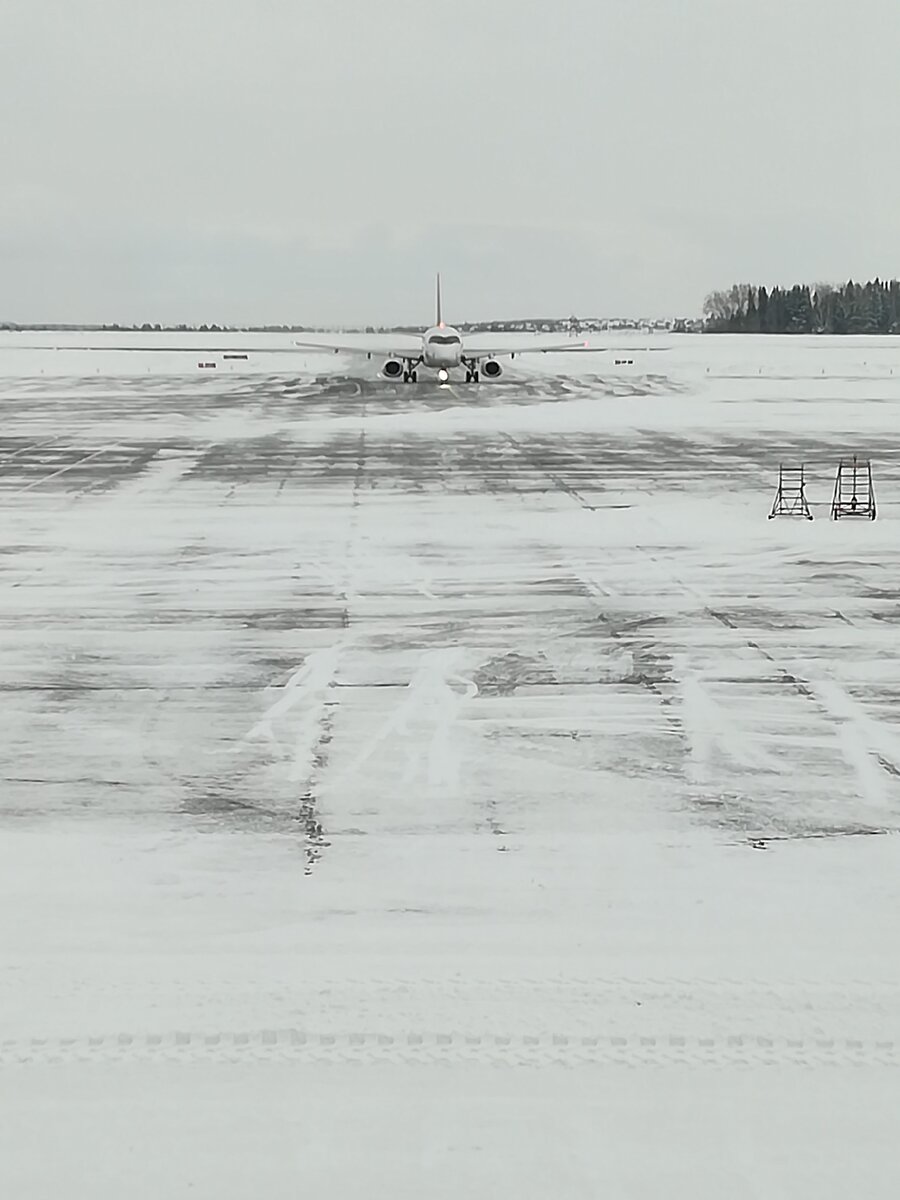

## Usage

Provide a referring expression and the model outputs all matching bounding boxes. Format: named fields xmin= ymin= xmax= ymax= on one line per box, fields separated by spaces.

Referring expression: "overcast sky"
xmin=2 ymin=0 xmax=899 ymax=324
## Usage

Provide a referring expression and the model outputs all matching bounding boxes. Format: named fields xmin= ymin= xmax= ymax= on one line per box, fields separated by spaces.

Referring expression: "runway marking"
xmin=0 ymin=433 xmax=64 ymax=463
xmin=10 ymin=445 xmax=119 ymax=495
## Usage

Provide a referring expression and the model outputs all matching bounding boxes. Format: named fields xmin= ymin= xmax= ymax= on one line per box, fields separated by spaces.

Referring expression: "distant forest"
xmin=704 ymin=279 xmax=900 ymax=334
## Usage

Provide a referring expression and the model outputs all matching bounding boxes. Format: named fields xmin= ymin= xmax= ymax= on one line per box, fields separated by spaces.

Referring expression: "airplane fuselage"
xmin=421 ymin=324 xmax=463 ymax=369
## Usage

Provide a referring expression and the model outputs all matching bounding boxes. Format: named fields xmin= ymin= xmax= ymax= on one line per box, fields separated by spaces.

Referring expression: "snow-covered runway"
xmin=2 ymin=333 xmax=900 ymax=1196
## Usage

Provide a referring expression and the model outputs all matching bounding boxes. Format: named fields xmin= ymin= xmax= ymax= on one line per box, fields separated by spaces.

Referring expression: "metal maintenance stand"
xmin=769 ymin=464 xmax=813 ymax=520
xmin=831 ymin=456 xmax=876 ymax=520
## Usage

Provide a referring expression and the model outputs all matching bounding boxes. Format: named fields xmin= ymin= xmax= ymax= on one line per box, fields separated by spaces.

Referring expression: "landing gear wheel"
xmin=472 ymin=370 xmax=479 ymax=383
xmin=402 ymin=371 xmax=410 ymax=383
xmin=409 ymin=371 xmax=417 ymax=383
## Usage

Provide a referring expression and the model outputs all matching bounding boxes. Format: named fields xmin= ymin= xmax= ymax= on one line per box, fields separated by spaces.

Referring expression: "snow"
xmin=2 ymin=332 xmax=900 ymax=1196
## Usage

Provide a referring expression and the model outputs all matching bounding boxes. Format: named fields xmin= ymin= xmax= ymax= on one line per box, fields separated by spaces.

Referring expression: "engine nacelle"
xmin=383 ymin=359 xmax=404 ymax=378
xmin=482 ymin=359 xmax=503 ymax=379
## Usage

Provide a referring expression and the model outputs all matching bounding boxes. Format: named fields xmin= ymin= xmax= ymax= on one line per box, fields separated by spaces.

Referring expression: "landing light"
xmin=438 ymin=368 xmax=449 ymax=382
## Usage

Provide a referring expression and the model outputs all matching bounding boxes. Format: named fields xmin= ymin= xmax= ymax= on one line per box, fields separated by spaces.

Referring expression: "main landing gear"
xmin=462 ymin=359 xmax=479 ymax=383
xmin=401 ymin=357 xmax=422 ymax=383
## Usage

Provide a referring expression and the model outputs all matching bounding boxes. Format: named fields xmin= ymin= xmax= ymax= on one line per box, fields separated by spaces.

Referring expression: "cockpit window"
xmin=428 ymin=334 xmax=462 ymax=344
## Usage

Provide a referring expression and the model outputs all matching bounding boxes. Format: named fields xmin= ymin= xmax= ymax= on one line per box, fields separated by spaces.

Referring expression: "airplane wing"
xmin=292 ymin=337 xmax=422 ymax=357
xmin=462 ymin=340 xmax=598 ymax=360
xmin=31 ymin=337 xmax=423 ymax=356
xmin=41 ymin=344 xmax=304 ymax=353
xmin=462 ymin=341 xmax=668 ymax=361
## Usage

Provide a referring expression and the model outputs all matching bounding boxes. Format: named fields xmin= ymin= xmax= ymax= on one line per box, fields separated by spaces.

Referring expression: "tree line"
xmin=703 ymin=279 xmax=900 ymax=334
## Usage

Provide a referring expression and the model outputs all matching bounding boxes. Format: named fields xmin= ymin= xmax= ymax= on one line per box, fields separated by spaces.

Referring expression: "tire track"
xmin=508 ymin=431 xmax=900 ymax=811
xmin=492 ymin=431 xmax=900 ymax=832
xmin=3 ymin=1029 xmax=897 ymax=1068
xmin=298 ymin=698 xmax=336 ymax=873
xmin=292 ymin=404 xmax=367 ymax=866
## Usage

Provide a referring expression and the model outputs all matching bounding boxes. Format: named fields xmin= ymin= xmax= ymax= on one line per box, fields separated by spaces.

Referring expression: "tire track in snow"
xmin=674 ymin=656 xmax=787 ymax=788
xmin=298 ymin=698 xmax=336 ymax=874
xmin=491 ymin=431 xmax=900 ymax=824
xmin=706 ymin=609 xmax=900 ymax=820
xmin=615 ymin=512 xmax=900 ymax=820
xmin=4 ymin=449 xmax=194 ymax=597
xmin=3 ymin=1029 xmax=898 ymax=1068
xmin=486 ymin=430 xmax=689 ymax=786
xmin=291 ymin=408 xmax=367 ymax=863
xmin=230 ymin=405 xmax=367 ymax=856
xmin=244 ymin=645 xmax=344 ymax=868
xmin=802 ymin=677 xmax=900 ymax=813
xmin=336 ymin=647 xmax=478 ymax=800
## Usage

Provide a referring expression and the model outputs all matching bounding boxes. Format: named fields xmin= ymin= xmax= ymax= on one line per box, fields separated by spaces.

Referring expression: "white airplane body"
xmin=294 ymin=274 xmax=587 ymax=383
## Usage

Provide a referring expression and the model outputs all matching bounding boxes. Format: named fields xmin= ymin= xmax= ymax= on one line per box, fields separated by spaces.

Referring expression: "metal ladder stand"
xmin=769 ymin=464 xmax=813 ymax=520
xmin=831 ymin=456 xmax=876 ymax=520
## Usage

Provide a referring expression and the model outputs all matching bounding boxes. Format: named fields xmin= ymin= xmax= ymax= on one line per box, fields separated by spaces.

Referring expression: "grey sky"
xmin=2 ymin=0 xmax=899 ymax=324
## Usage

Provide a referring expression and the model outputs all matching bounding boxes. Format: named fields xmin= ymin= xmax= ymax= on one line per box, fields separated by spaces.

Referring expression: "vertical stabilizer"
xmin=436 ymin=273 xmax=443 ymax=328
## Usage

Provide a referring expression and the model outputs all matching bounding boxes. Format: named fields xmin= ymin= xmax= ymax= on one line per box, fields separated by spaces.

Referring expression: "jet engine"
xmin=382 ymin=359 xmax=404 ymax=378
xmin=482 ymin=359 xmax=503 ymax=379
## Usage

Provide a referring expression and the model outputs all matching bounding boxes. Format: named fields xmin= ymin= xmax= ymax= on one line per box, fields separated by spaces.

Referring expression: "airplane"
xmin=292 ymin=274 xmax=589 ymax=384
xmin=34 ymin=276 xmax=645 ymax=377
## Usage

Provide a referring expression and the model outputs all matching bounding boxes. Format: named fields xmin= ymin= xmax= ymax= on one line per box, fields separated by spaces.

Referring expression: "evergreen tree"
xmin=757 ymin=286 xmax=769 ymax=332
xmin=703 ymin=277 xmax=900 ymax=333
xmin=770 ymin=287 xmax=786 ymax=333
xmin=745 ymin=287 xmax=759 ymax=333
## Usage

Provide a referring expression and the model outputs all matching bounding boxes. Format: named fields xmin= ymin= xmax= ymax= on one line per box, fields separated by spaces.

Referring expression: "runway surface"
xmin=2 ymin=333 xmax=900 ymax=1197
